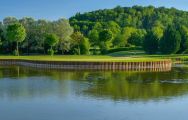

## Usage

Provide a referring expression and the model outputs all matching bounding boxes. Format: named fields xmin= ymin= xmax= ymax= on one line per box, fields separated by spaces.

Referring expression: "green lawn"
xmin=1 ymin=51 xmax=186 ymax=62
xmin=131 ymin=54 xmax=188 ymax=61
xmin=108 ymin=50 xmax=145 ymax=57
xmin=0 ymin=55 xmax=167 ymax=62
xmin=108 ymin=50 xmax=188 ymax=61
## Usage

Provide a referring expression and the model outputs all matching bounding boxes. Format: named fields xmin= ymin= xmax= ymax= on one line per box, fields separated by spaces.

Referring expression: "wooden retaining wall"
xmin=0 ymin=59 xmax=172 ymax=71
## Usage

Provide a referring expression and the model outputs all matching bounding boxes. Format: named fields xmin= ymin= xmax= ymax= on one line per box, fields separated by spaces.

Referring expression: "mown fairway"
xmin=0 ymin=55 xmax=166 ymax=62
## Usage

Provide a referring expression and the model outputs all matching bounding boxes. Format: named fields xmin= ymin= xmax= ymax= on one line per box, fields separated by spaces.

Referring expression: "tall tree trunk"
xmin=27 ymin=39 xmax=29 ymax=55
xmin=43 ymin=40 xmax=46 ymax=55
xmin=43 ymin=46 xmax=45 ymax=55
xmin=16 ymin=42 xmax=19 ymax=56
xmin=78 ymin=46 xmax=80 ymax=55
xmin=61 ymin=44 xmax=64 ymax=55
xmin=50 ymin=46 xmax=53 ymax=56
xmin=94 ymin=45 xmax=97 ymax=55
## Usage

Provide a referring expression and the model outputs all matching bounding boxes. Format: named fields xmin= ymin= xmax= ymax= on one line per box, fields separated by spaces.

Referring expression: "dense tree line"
xmin=1 ymin=6 xmax=188 ymax=55
xmin=70 ymin=6 xmax=188 ymax=54
xmin=0 ymin=17 xmax=90 ymax=55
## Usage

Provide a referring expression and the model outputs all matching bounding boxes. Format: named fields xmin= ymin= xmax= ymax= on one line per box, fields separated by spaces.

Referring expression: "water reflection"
xmin=0 ymin=65 xmax=188 ymax=101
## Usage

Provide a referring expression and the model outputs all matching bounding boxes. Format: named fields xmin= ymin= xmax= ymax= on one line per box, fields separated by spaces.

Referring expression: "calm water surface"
xmin=0 ymin=64 xmax=188 ymax=120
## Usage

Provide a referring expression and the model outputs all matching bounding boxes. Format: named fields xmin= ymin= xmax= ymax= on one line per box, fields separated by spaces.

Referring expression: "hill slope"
xmin=70 ymin=5 xmax=188 ymax=34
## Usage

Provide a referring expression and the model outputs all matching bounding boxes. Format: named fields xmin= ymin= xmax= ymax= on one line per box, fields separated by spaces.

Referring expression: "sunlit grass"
xmin=108 ymin=50 xmax=188 ymax=61
xmin=0 ymin=55 xmax=166 ymax=62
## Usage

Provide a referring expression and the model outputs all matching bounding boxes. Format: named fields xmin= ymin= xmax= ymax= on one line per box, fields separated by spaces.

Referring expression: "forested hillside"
xmin=70 ymin=5 xmax=188 ymax=34
xmin=70 ymin=6 xmax=188 ymax=54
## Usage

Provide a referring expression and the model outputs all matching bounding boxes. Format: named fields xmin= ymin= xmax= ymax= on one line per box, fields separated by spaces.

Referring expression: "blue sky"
xmin=0 ymin=0 xmax=188 ymax=20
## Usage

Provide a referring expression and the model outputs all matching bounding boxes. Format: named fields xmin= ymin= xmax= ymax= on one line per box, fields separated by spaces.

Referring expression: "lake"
xmin=0 ymin=64 xmax=188 ymax=120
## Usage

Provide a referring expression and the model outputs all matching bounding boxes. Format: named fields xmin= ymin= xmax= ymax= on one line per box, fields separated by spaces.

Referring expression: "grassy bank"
xmin=108 ymin=50 xmax=188 ymax=61
xmin=128 ymin=54 xmax=188 ymax=62
xmin=0 ymin=55 xmax=167 ymax=62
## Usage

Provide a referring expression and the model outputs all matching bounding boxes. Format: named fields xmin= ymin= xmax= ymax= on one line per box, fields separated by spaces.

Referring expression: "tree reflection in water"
xmin=0 ymin=65 xmax=188 ymax=101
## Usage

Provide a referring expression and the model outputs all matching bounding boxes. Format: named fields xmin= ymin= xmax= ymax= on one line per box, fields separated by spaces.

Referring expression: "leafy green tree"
xmin=1 ymin=17 xmax=19 ymax=54
xmin=0 ymin=23 xmax=9 ymax=54
xmin=71 ymin=32 xmax=90 ymax=55
xmin=45 ymin=34 xmax=59 ymax=56
xmin=121 ymin=27 xmax=137 ymax=46
xmin=104 ymin=21 xmax=121 ymax=37
xmin=52 ymin=19 xmax=73 ymax=54
xmin=93 ymin=22 xmax=103 ymax=31
xmin=143 ymin=31 xmax=159 ymax=54
xmin=88 ymin=30 xmax=99 ymax=45
xmin=3 ymin=17 xmax=18 ymax=26
xmin=19 ymin=17 xmax=35 ymax=54
xmin=99 ymin=29 xmax=113 ymax=42
xmin=33 ymin=19 xmax=51 ymax=54
xmin=73 ymin=24 xmax=80 ymax=31
xmin=88 ymin=29 xmax=99 ymax=54
xmin=0 ymin=25 xmax=3 ymax=47
xmin=178 ymin=25 xmax=188 ymax=53
xmin=99 ymin=29 xmax=113 ymax=54
xmin=6 ymin=23 xmax=26 ymax=56
xmin=152 ymin=26 xmax=164 ymax=39
xmin=0 ymin=30 xmax=2 ymax=47
xmin=160 ymin=26 xmax=181 ymax=54
xmin=128 ymin=29 xmax=146 ymax=46
xmin=71 ymin=32 xmax=83 ymax=55
xmin=80 ymin=37 xmax=90 ymax=55
xmin=114 ymin=5 xmax=124 ymax=13
xmin=82 ymin=25 xmax=89 ymax=35
xmin=112 ymin=33 xmax=125 ymax=47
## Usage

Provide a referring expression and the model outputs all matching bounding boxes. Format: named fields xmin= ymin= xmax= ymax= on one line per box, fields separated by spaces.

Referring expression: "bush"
xmin=80 ymin=38 xmax=90 ymax=55
xmin=13 ymin=50 xmax=19 ymax=56
xmin=100 ymin=44 xmax=109 ymax=54
xmin=143 ymin=31 xmax=159 ymax=54
xmin=90 ymin=48 xmax=100 ymax=55
xmin=47 ymin=49 xmax=55 ymax=56
xmin=160 ymin=25 xmax=181 ymax=54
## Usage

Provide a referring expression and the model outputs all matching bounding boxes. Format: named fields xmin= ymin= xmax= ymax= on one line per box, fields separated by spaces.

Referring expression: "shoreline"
xmin=0 ymin=59 xmax=172 ymax=71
